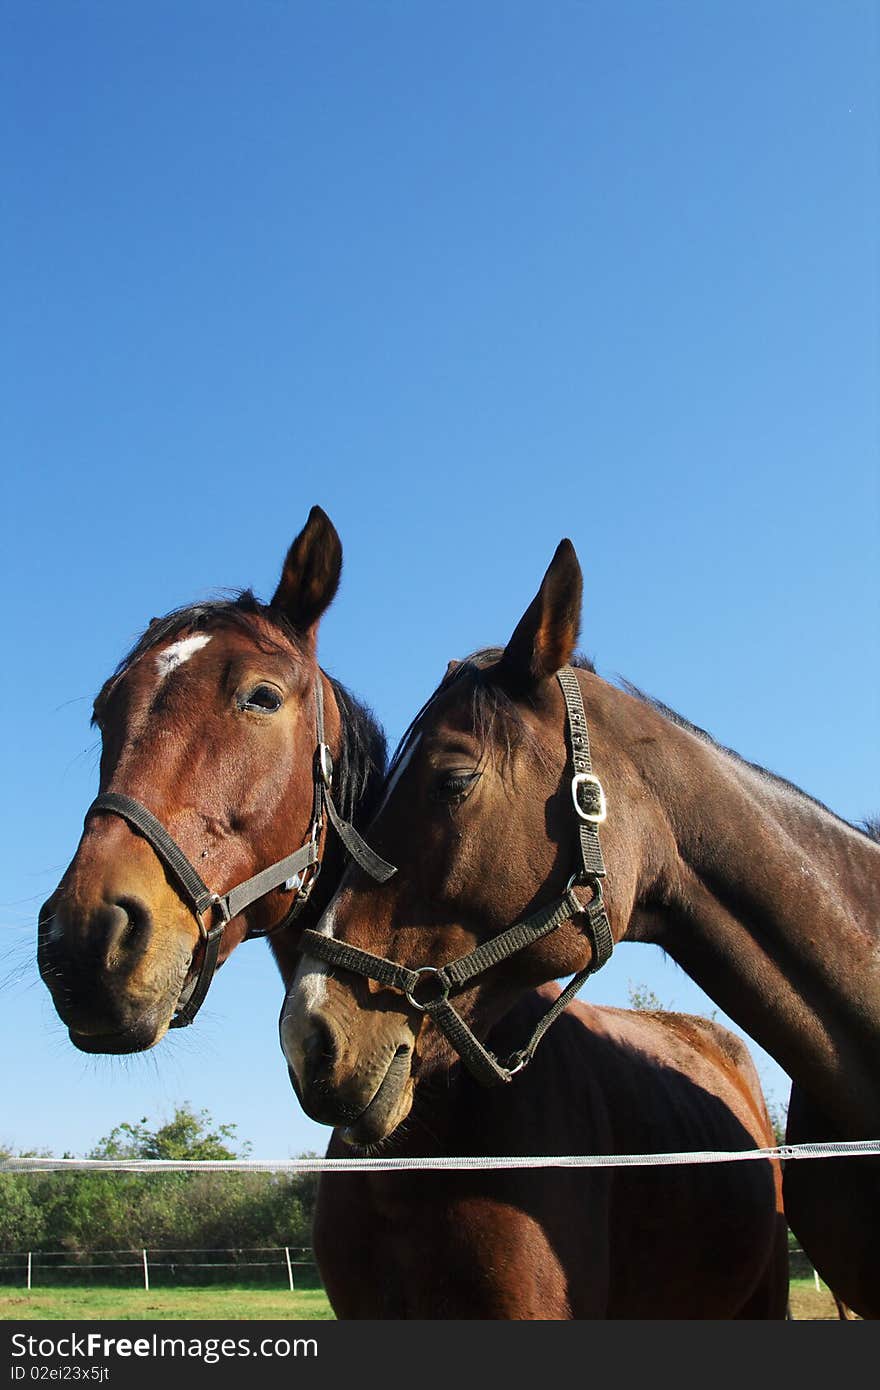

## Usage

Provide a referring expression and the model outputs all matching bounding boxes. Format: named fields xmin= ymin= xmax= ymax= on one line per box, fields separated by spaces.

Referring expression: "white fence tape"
xmin=1 ymin=1139 xmax=878 ymax=1174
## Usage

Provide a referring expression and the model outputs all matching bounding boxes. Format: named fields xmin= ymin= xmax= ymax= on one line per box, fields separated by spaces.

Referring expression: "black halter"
xmin=85 ymin=677 xmax=396 ymax=1028
xmin=300 ymin=665 xmax=614 ymax=1086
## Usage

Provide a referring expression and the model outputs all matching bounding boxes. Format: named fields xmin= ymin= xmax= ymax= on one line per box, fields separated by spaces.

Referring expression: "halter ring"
xmin=405 ymin=966 xmax=451 ymax=1013
xmin=566 ymin=873 xmax=604 ymax=906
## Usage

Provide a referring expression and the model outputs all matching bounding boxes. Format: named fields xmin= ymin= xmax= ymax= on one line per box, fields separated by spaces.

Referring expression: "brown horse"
xmin=309 ymin=986 xmax=788 ymax=1318
xmin=33 ymin=513 xmax=784 ymax=1323
xmin=281 ymin=538 xmax=879 ymax=1318
xmin=37 ymin=506 xmax=386 ymax=1052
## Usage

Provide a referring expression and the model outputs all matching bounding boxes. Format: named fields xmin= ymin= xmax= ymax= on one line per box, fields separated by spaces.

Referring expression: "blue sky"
xmin=2 ymin=2 xmax=877 ymax=1160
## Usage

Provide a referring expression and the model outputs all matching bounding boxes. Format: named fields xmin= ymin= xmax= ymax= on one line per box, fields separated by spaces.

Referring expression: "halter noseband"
xmin=300 ymin=665 xmax=614 ymax=1087
xmin=85 ymin=677 xmax=395 ymax=1028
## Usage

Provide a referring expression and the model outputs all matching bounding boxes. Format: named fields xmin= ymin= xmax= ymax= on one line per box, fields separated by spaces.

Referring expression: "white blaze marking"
xmin=155 ymin=633 xmax=212 ymax=681
xmin=280 ymin=900 xmax=338 ymax=1073
xmin=291 ymin=900 xmax=337 ymax=1014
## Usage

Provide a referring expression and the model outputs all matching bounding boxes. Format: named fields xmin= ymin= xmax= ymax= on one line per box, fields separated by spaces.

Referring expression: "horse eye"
xmin=241 ymin=685 xmax=283 ymax=713
xmin=432 ymin=770 xmax=481 ymax=803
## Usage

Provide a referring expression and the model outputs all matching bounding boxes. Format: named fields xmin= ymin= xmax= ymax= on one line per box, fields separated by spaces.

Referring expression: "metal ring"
xmin=504 ymin=1052 xmax=529 ymax=1078
xmin=405 ymin=966 xmax=451 ymax=1013
xmin=566 ymin=874 xmax=604 ymax=907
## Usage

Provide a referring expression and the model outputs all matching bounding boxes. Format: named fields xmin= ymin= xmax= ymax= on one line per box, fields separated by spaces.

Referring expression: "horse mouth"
xmin=341 ymin=1045 xmax=414 ymax=1147
xmin=67 ymin=1018 xmax=168 ymax=1054
xmin=66 ymin=1001 xmax=173 ymax=1054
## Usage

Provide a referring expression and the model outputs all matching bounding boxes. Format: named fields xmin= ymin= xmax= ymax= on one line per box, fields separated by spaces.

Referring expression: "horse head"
xmin=280 ymin=539 xmax=650 ymax=1143
xmin=39 ymin=506 xmax=385 ymax=1053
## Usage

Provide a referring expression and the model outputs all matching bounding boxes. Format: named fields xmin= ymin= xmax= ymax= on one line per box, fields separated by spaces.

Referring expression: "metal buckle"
xmin=571 ymin=772 xmax=607 ymax=824
xmin=405 ymin=966 xmax=451 ymax=1013
xmin=316 ymin=744 xmax=334 ymax=789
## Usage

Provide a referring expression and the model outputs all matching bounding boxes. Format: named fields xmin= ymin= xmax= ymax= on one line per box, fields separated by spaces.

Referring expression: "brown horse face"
xmin=281 ymin=540 xmax=632 ymax=1144
xmin=39 ymin=508 xmax=343 ymax=1053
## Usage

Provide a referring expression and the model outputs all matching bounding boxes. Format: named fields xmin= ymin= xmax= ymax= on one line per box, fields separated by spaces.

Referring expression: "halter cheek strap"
xmin=300 ymin=665 xmax=614 ymax=1087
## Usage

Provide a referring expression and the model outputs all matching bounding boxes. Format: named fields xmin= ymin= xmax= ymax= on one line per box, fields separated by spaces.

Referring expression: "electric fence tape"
xmin=2 ymin=1139 xmax=878 ymax=1174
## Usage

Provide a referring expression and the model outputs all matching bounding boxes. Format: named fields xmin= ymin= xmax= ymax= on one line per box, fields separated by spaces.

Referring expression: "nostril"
xmin=97 ymin=897 xmax=152 ymax=966
xmin=302 ymin=1018 xmax=337 ymax=1091
xmin=114 ymin=896 xmax=152 ymax=939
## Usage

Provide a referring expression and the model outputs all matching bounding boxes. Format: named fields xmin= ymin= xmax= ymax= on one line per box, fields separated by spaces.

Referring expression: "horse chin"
xmin=340 ymin=1048 xmax=415 ymax=1148
xmin=66 ymin=1000 xmax=176 ymax=1054
xmin=68 ymin=1020 xmax=169 ymax=1055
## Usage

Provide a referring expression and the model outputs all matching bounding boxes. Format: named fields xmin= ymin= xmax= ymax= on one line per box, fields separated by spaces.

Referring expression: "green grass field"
xmin=0 ymin=1281 xmax=851 ymax=1320
xmin=788 ymin=1279 xmax=857 ymax=1321
xmin=0 ymin=1286 xmax=334 ymax=1321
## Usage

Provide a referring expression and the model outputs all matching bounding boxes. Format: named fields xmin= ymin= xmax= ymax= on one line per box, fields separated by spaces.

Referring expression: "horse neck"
xmin=607 ymin=685 xmax=880 ymax=1131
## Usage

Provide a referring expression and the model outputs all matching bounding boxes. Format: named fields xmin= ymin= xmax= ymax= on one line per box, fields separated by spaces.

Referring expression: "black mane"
xmin=326 ymin=676 xmax=387 ymax=829
xmin=387 ymin=647 xmax=596 ymax=778
xmin=386 ymin=645 xmax=875 ymax=844
xmin=92 ymin=591 xmax=387 ymax=831
xmin=620 ymin=678 xmax=876 ymax=843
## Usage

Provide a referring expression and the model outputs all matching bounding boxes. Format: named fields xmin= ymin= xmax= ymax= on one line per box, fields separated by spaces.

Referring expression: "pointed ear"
xmin=499 ymin=540 xmax=583 ymax=687
xmin=270 ymin=507 xmax=343 ymax=645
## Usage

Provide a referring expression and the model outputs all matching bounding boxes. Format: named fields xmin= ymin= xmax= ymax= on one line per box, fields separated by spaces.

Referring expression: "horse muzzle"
xmin=37 ymin=889 xmax=191 ymax=1052
xmin=280 ymin=999 xmax=415 ymax=1143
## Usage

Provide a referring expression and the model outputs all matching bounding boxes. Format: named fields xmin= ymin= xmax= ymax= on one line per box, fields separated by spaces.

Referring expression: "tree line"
xmin=0 ymin=1105 xmax=319 ymax=1253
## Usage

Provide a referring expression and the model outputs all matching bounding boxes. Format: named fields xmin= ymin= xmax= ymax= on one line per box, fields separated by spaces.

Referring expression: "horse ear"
xmin=270 ymin=506 xmax=343 ymax=643
xmin=500 ymin=539 xmax=583 ymax=687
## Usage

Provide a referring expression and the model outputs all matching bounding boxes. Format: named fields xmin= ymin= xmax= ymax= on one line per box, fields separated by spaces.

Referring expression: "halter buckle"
xmin=405 ymin=966 xmax=451 ymax=1013
xmin=571 ymin=772 xmax=607 ymax=824
xmin=315 ymin=744 xmax=334 ymax=789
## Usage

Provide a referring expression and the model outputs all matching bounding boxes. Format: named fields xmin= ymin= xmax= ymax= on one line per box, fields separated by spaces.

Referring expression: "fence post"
xmin=26 ymin=1252 xmax=32 ymax=1291
xmin=284 ymin=1246 xmax=294 ymax=1292
xmin=142 ymin=1249 xmax=150 ymax=1292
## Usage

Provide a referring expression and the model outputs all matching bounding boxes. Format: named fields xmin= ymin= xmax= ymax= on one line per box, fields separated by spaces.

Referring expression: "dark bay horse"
xmin=282 ymin=538 xmax=879 ymax=1318
xmin=309 ymin=986 xmax=788 ymax=1318
xmin=37 ymin=506 xmax=387 ymax=1051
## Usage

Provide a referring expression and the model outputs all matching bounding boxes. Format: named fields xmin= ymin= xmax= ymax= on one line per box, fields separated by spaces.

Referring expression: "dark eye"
xmin=432 ymin=770 xmax=481 ymax=803
xmin=240 ymin=684 xmax=283 ymax=713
